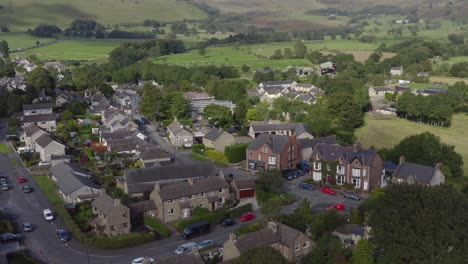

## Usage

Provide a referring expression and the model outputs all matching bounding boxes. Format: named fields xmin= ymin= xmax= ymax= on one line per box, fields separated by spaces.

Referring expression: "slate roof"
xmin=295 ymin=94 xmax=314 ymax=102
xmin=92 ymin=193 xmax=126 ymax=216
xmin=128 ymin=200 xmax=157 ymax=213
xmin=391 ymin=66 xmax=403 ymax=71
xmin=262 ymin=86 xmax=286 ymax=95
xmin=101 ymin=130 xmax=135 ymax=141
xmin=261 ymin=80 xmax=294 ymax=86
xmin=295 ymin=83 xmax=314 ymax=88
xmin=247 ymin=133 xmax=290 ymax=154
xmin=35 ymin=134 xmax=54 ymax=148
xmin=299 ymin=136 xmax=339 ymax=149
xmin=139 ymin=148 xmax=171 ymax=161
xmin=393 ymin=162 xmax=435 ymax=184
xmin=124 ymin=163 xmax=215 ymax=194
xmin=250 ymin=123 xmax=310 ymax=136
xmin=167 ymin=120 xmax=192 ymax=136
xmin=156 ymin=254 xmax=204 ymax=264
xmin=23 ymin=114 xmax=56 ymax=123
xmin=320 ymin=62 xmax=334 ymax=69
xmin=371 ymin=86 xmax=394 ymax=92
xmin=24 ymin=124 xmax=42 ymax=137
xmin=204 ymin=128 xmax=225 ymax=141
xmin=313 ymin=143 xmax=378 ymax=166
xmin=158 ymin=177 xmax=229 ymax=201
xmin=335 ymin=224 xmax=364 ymax=235
xmin=23 ymin=103 xmax=53 ymax=111
xmin=232 ymin=178 xmax=255 ymax=190
xmin=50 ymin=162 xmax=101 ymax=196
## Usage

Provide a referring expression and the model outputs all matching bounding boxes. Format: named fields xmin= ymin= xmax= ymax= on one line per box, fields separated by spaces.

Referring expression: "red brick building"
xmin=246 ymin=134 xmax=301 ymax=171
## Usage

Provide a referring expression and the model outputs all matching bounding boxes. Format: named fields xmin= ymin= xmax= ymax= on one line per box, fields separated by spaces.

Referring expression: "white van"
xmin=17 ymin=147 xmax=31 ymax=154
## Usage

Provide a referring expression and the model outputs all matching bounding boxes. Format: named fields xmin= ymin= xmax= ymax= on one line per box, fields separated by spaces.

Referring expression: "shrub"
xmin=144 ymin=217 xmax=171 ymax=238
xmin=192 ymin=144 xmax=206 ymax=155
xmin=224 ymin=143 xmax=248 ymax=163
xmin=234 ymin=221 xmax=263 ymax=237
xmin=228 ymin=203 xmax=252 ymax=219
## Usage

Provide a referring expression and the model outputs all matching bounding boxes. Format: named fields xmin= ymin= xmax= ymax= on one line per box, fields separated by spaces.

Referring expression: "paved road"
xmin=0 ymin=120 xmax=245 ymax=264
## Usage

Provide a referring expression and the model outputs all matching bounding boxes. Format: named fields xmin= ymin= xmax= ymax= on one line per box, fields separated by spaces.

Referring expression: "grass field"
xmin=0 ymin=32 xmax=53 ymax=50
xmin=0 ymin=144 xmax=9 ymax=154
xmin=0 ymin=0 xmax=206 ymax=31
xmin=430 ymin=76 xmax=468 ymax=85
xmin=355 ymin=113 xmax=468 ymax=178
xmin=16 ymin=39 xmax=125 ymax=60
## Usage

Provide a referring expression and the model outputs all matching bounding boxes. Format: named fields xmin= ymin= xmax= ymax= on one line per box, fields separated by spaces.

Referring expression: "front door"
xmin=182 ymin=208 xmax=190 ymax=218
xmin=211 ymin=202 xmax=215 ymax=211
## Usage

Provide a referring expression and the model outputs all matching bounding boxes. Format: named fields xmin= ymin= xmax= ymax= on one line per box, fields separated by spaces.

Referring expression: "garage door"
xmin=239 ymin=189 xmax=255 ymax=198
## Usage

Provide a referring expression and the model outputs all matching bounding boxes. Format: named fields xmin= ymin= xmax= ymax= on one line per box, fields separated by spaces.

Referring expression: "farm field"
xmin=0 ymin=0 xmax=206 ymax=31
xmin=430 ymin=76 xmax=468 ymax=85
xmin=15 ymin=39 xmax=125 ymax=60
xmin=355 ymin=113 xmax=468 ymax=178
xmin=0 ymin=33 xmax=53 ymax=50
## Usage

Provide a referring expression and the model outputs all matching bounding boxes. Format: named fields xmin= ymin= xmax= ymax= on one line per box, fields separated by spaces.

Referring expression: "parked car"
xmin=299 ymin=182 xmax=315 ymax=190
xmin=132 ymin=257 xmax=154 ymax=264
xmin=320 ymin=187 xmax=336 ymax=195
xmin=1 ymin=233 xmax=22 ymax=243
xmin=326 ymin=203 xmax=345 ymax=211
xmin=180 ymin=221 xmax=210 ymax=240
xmin=22 ymin=223 xmax=33 ymax=232
xmin=240 ymin=212 xmax=255 ymax=222
xmin=56 ymin=229 xmax=71 ymax=242
xmin=174 ymin=242 xmax=197 ymax=255
xmin=0 ymin=177 xmax=6 ymax=184
xmin=22 ymin=185 xmax=31 ymax=193
xmin=1 ymin=183 xmax=8 ymax=191
xmin=17 ymin=176 xmax=26 ymax=183
xmin=295 ymin=169 xmax=305 ymax=176
xmin=344 ymin=192 xmax=361 ymax=200
xmin=197 ymin=240 xmax=215 ymax=250
xmin=221 ymin=218 xmax=236 ymax=228
xmin=43 ymin=209 xmax=54 ymax=221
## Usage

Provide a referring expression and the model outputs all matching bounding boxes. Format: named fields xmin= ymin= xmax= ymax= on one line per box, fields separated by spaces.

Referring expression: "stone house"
xmin=49 ymin=162 xmax=102 ymax=204
xmin=138 ymin=147 xmax=172 ymax=168
xmin=248 ymin=123 xmax=313 ymax=139
xmin=292 ymin=83 xmax=317 ymax=93
xmin=223 ymin=221 xmax=314 ymax=263
xmin=246 ymin=134 xmax=301 ymax=171
xmin=21 ymin=124 xmax=47 ymax=150
xmin=258 ymin=80 xmax=297 ymax=90
xmin=167 ymin=120 xmax=194 ymax=148
xmin=310 ymin=143 xmax=384 ymax=191
xmin=391 ymin=157 xmax=445 ymax=186
xmin=390 ymin=66 xmax=404 ymax=76
xmin=299 ymin=136 xmax=339 ymax=161
xmin=231 ymin=178 xmax=256 ymax=200
xmin=22 ymin=114 xmax=57 ymax=132
xmin=202 ymin=128 xmax=236 ymax=153
xmin=150 ymin=176 xmax=230 ymax=222
xmin=368 ymin=86 xmax=395 ymax=99
xmin=34 ymin=134 xmax=65 ymax=162
xmin=92 ymin=193 xmax=131 ymax=237
xmin=332 ymin=224 xmax=365 ymax=248
xmin=189 ymin=100 xmax=236 ymax=121
xmin=23 ymin=103 xmax=53 ymax=116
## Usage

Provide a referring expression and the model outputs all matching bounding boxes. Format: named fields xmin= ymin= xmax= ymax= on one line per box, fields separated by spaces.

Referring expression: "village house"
xmin=292 ymin=83 xmax=318 ymax=93
xmin=43 ymin=61 xmax=65 ymax=73
xmin=23 ymin=103 xmax=53 ymax=116
xmin=189 ymin=100 xmax=236 ymax=121
xmin=49 ymin=162 xmax=102 ymax=204
xmin=299 ymin=136 xmax=339 ymax=161
xmin=92 ymin=193 xmax=131 ymax=237
xmin=167 ymin=120 xmax=194 ymax=148
xmin=223 ymin=221 xmax=314 ymax=263
xmin=310 ymin=143 xmax=384 ymax=191
xmin=294 ymin=94 xmax=316 ymax=105
xmin=202 ymin=128 xmax=236 ymax=153
xmin=117 ymin=163 xmax=216 ymax=197
xmin=21 ymin=124 xmax=47 ymax=150
xmin=249 ymin=123 xmax=313 ymax=139
xmin=246 ymin=134 xmax=301 ymax=171
xmin=184 ymin=92 xmax=214 ymax=101
xmin=22 ymin=103 xmax=56 ymax=132
xmin=150 ymin=175 xmax=230 ymax=222
xmin=138 ymin=147 xmax=172 ymax=168
xmin=320 ymin=62 xmax=336 ymax=75
xmin=102 ymin=110 xmax=137 ymax=132
xmin=258 ymin=80 xmax=297 ymax=90
xmin=368 ymin=86 xmax=395 ymax=99
xmin=332 ymin=224 xmax=366 ymax=248
xmin=390 ymin=66 xmax=404 ymax=76
xmin=391 ymin=157 xmax=445 ymax=186
xmin=231 ymin=178 xmax=256 ymax=200
xmin=34 ymin=134 xmax=66 ymax=162
xmin=0 ymin=73 xmax=27 ymax=91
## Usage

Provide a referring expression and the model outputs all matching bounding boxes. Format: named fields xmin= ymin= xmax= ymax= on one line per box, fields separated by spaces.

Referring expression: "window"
xmin=167 ymin=199 xmax=173 ymax=204
xmin=189 ymin=195 xmax=195 ymax=200
xmin=352 ymin=168 xmax=361 ymax=177
xmin=180 ymin=197 xmax=185 ymax=201
xmin=292 ymin=145 xmax=295 ymax=151
xmin=199 ymin=192 xmax=205 ymax=197
xmin=41 ymin=121 xmax=46 ymax=124
xmin=336 ymin=175 xmax=345 ymax=185
xmin=200 ymin=202 xmax=204 ymax=208
xmin=339 ymin=157 xmax=344 ymax=163
xmin=219 ymin=189 xmax=224 ymax=193
xmin=295 ymin=244 xmax=300 ymax=251
xmin=176 ymin=136 xmax=180 ymax=140
xmin=249 ymin=152 xmax=252 ymax=159
xmin=314 ymin=162 xmax=321 ymax=170
xmin=326 ymin=164 xmax=331 ymax=171
xmin=110 ymin=225 xmax=115 ymax=231
xmin=363 ymin=169 xmax=367 ymax=176
xmin=268 ymin=156 xmax=276 ymax=165
xmin=122 ymin=212 xmax=127 ymax=217
xmin=352 ymin=178 xmax=361 ymax=188
xmin=303 ymin=242 xmax=310 ymax=248
xmin=337 ymin=166 xmax=345 ymax=174
xmin=168 ymin=208 xmax=174 ymax=215
xmin=209 ymin=192 xmax=214 ymax=196
xmin=263 ymin=147 xmax=267 ymax=153
xmin=123 ymin=222 xmax=128 ymax=227
xmin=258 ymin=153 xmax=261 ymax=161
xmin=218 ymin=198 xmax=224 ymax=203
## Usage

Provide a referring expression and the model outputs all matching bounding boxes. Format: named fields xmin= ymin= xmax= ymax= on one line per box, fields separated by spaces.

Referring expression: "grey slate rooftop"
xmin=158 ymin=177 xmax=229 ymax=201
xmin=248 ymin=133 xmax=291 ymax=154
xmin=50 ymin=162 xmax=100 ymax=196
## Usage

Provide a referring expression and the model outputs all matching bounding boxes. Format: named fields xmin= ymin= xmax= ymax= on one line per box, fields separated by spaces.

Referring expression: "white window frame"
xmin=199 ymin=192 xmax=205 ymax=197
xmin=337 ymin=166 xmax=345 ymax=174
xmin=314 ymin=162 xmax=321 ymax=170
xmin=363 ymin=169 xmax=367 ymax=176
xmin=336 ymin=175 xmax=345 ymax=185
xmin=168 ymin=208 xmax=174 ymax=215
xmin=352 ymin=178 xmax=361 ymax=188
xmin=219 ymin=189 xmax=224 ymax=193
xmin=303 ymin=241 xmax=310 ymax=248
xmin=189 ymin=195 xmax=195 ymax=200
xmin=258 ymin=153 xmax=261 ymax=161
xmin=352 ymin=168 xmax=361 ymax=177
xmin=268 ymin=156 xmax=276 ymax=165
xmin=263 ymin=147 xmax=267 ymax=154
xmin=167 ymin=199 xmax=173 ymax=204
xmin=209 ymin=192 xmax=214 ymax=196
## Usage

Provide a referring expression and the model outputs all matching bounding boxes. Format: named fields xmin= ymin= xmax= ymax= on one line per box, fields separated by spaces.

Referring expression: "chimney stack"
xmin=399 ymin=156 xmax=405 ymax=165
xmin=353 ymin=143 xmax=361 ymax=152
xmin=229 ymin=233 xmax=237 ymax=241
xmin=187 ymin=177 xmax=194 ymax=185
xmin=114 ymin=198 xmax=121 ymax=206
xmin=154 ymin=183 xmax=160 ymax=191
xmin=268 ymin=221 xmax=278 ymax=233
xmin=435 ymin=162 xmax=441 ymax=172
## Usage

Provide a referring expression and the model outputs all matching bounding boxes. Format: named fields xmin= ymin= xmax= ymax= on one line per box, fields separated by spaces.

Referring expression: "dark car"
xmin=295 ymin=169 xmax=305 ymax=176
xmin=22 ymin=185 xmax=31 ymax=193
xmin=56 ymin=229 xmax=71 ymax=242
xmin=1 ymin=233 xmax=22 ymax=243
xmin=299 ymin=182 xmax=316 ymax=190
xmin=221 ymin=218 xmax=237 ymax=228
xmin=344 ymin=192 xmax=361 ymax=200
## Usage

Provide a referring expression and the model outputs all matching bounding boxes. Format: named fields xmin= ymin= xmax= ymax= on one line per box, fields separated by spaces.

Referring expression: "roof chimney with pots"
xmin=114 ymin=198 xmax=121 ymax=206
xmin=268 ymin=221 xmax=278 ymax=233
xmin=353 ymin=143 xmax=361 ymax=152
xmin=435 ymin=162 xmax=441 ymax=172
xmin=229 ymin=233 xmax=237 ymax=241
xmin=154 ymin=183 xmax=160 ymax=191
xmin=399 ymin=156 xmax=405 ymax=165
xmin=187 ymin=177 xmax=194 ymax=185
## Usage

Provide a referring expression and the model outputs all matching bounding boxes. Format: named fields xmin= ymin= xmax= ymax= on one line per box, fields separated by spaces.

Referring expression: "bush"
xmin=144 ymin=217 xmax=171 ymax=238
xmin=192 ymin=144 xmax=206 ymax=155
xmin=224 ymin=143 xmax=248 ymax=163
xmin=234 ymin=221 xmax=263 ymax=237
xmin=228 ymin=203 xmax=252 ymax=219
xmin=205 ymin=149 xmax=228 ymax=162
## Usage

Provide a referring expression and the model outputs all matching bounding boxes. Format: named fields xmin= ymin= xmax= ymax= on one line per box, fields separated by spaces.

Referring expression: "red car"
xmin=17 ymin=177 xmax=26 ymax=184
xmin=321 ymin=187 xmax=336 ymax=195
xmin=239 ymin=212 xmax=255 ymax=222
xmin=326 ymin=203 xmax=345 ymax=211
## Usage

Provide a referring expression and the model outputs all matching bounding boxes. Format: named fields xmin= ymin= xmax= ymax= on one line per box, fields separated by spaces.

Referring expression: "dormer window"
xmin=340 ymin=157 xmax=344 ymax=163
xmin=263 ymin=147 xmax=267 ymax=154
xmin=316 ymin=154 xmax=320 ymax=160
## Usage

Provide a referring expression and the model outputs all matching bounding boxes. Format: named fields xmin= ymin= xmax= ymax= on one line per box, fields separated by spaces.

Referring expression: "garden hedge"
xmin=224 ymin=143 xmax=248 ymax=163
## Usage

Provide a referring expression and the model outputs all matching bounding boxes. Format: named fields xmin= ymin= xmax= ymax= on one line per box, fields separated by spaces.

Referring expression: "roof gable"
xmin=50 ymin=162 xmax=100 ymax=195
xmin=158 ymin=177 xmax=229 ymax=201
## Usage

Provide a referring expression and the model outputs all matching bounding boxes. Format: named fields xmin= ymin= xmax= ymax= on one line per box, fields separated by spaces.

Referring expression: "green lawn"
xmin=0 ymin=32 xmax=53 ymax=50
xmin=355 ymin=113 xmax=468 ymax=178
xmin=143 ymin=217 xmax=171 ymax=238
xmin=0 ymin=143 xmax=9 ymax=154
xmin=429 ymin=76 xmax=468 ymax=85
xmin=0 ymin=0 xmax=206 ymax=32
xmin=32 ymin=175 xmax=62 ymax=205
xmin=16 ymin=39 xmax=124 ymax=60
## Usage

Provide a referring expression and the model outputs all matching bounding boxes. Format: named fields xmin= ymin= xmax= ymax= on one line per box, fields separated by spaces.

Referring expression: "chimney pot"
xmin=229 ymin=233 xmax=237 ymax=241
xmin=399 ymin=156 xmax=405 ymax=165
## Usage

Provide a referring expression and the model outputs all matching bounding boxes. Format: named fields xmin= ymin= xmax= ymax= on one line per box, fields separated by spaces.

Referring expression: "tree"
xmin=368 ymin=184 xmax=468 ymax=264
xmin=293 ymin=42 xmax=308 ymax=58
xmin=284 ymin=48 xmax=294 ymax=59
xmin=450 ymin=62 xmax=468 ymax=78
xmin=241 ymin=64 xmax=250 ymax=73
xmin=302 ymin=235 xmax=350 ymax=264
xmin=27 ymin=67 xmax=55 ymax=93
xmin=448 ymin=34 xmax=465 ymax=45
xmin=255 ymin=170 xmax=283 ymax=194
xmin=352 ymin=240 xmax=374 ymax=264
xmin=269 ymin=49 xmax=284 ymax=60
xmin=233 ymin=246 xmax=288 ymax=264
xmin=203 ymin=104 xmax=233 ymax=128
xmin=170 ymin=93 xmax=190 ymax=119
xmin=0 ymin=40 xmax=9 ymax=58
xmin=327 ymin=93 xmax=364 ymax=130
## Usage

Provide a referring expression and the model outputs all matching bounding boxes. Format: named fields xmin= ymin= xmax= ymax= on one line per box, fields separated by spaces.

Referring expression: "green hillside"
xmin=0 ymin=0 xmax=207 ymax=31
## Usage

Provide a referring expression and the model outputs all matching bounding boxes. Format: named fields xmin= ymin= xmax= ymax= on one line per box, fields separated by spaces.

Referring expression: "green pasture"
xmin=355 ymin=113 xmax=468 ymax=178
xmin=0 ymin=32 xmax=53 ymax=50
xmin=430 ymin=76 xmax=468 ymax=85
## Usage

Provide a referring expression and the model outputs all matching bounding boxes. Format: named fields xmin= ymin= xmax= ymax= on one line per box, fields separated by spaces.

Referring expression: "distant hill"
xmin=0 ymin=0 xmax=207 ymax=31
